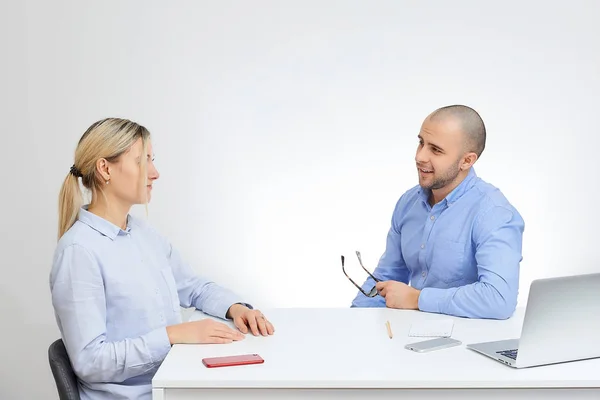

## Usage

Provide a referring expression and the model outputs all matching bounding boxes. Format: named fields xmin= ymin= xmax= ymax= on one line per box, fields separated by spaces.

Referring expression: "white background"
xmin=1 ymin=0 xmax=599 ymax=398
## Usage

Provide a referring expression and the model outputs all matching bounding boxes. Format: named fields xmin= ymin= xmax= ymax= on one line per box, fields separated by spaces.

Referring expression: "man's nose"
xmin=415 ymin=146 xmax=428 ymax=164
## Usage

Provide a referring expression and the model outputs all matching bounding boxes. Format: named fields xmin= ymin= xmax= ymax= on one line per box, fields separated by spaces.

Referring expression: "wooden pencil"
xmin=386 ymin=320 xmax=393 ymax=339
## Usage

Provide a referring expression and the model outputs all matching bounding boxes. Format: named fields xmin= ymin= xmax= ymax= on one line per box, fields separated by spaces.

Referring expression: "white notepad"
xmin=408 ymin=319 xmax=454 ymax=337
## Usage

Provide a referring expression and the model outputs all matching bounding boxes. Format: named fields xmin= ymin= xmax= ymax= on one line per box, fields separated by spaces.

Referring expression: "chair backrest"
xmin=48 ymin=339 xmax=81 ymax=400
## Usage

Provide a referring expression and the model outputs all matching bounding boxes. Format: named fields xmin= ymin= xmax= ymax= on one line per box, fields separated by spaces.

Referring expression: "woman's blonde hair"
xmin=58 ymin=118 xmax=151 ymax=239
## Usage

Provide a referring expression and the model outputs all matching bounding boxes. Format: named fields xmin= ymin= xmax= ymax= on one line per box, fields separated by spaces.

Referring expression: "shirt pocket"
xmin=160 ymin=267 xmax=181 ymax=312
xmin=429 ymin=239 xmax=467 ymax=285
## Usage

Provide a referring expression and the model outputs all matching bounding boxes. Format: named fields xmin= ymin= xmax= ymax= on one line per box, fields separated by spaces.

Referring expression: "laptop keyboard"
xmin=497 ymin=349 xmax=518 ymax=360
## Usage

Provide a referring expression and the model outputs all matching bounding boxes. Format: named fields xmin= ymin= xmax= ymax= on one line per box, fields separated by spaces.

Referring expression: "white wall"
xmin=1 ymin=0 xmax=599 ymax=398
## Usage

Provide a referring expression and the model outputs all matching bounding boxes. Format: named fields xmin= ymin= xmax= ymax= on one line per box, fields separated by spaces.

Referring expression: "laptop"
xmin=466 ymin=272 xmax=600 ymax=368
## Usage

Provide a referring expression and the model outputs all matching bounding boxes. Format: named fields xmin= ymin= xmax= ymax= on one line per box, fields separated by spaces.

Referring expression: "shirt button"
xmin=155 ymin=288 xmax=160 ymax=295
xmin=422 ymin=271 xmax=426 ymax=277
xmin=430 ymin=215 xmax=435 ymax=221
xmin=420 ymin=244 xmax=425 ymax=249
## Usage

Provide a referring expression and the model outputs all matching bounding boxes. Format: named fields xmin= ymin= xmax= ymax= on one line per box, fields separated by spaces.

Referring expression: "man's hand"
xmin=375 ymin=281 xmax=421 ymax=310
xmin=226 ymin=304 xmax=275 ymax=336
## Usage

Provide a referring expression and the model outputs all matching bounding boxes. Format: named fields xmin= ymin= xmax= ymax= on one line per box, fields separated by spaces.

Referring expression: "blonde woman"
xmin=50 ymin=118 xmax=274 ymax=400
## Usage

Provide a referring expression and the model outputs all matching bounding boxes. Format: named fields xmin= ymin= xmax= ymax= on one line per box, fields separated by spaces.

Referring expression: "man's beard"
xmin=421 ymin=162 xmax=460 ymax=190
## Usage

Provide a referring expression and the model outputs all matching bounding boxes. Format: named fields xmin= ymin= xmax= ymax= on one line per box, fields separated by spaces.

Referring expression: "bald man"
xmin=350 ymin=105 xmax=524 ymax=319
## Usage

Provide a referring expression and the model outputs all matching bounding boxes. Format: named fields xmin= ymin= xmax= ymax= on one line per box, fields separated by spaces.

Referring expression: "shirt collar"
xmin=78 ymin=206 xmax=131 ymax=240
xmin=418 ymin=167 xmax=478 ymax=206
xmin=445 ymin=167 xmax=477 ymax=205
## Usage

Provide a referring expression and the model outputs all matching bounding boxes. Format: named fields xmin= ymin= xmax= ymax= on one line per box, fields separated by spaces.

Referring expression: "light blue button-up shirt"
xmin=50 ymin=207 xmax=247 ymax=400
xmin=351 ymin=168 xmax=524 ymax=319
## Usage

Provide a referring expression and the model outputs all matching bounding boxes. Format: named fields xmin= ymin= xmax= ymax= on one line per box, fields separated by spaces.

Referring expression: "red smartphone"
xmin=202 ymin=353 xmax=264 ymax=368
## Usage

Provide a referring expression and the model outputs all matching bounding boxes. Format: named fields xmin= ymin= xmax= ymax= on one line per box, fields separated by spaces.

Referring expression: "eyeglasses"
xmin=341 ymin=251 xmax=381 ymax=297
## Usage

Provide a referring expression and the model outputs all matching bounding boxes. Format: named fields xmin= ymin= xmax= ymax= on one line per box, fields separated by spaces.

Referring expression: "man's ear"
xmin=460 ymin=152 xmax=478 ymax=170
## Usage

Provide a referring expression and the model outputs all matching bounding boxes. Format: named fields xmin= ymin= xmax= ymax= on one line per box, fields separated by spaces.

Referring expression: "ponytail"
xmin=58 ymin=173 xmax=83 ymax=239
xmin=59 ymin=118 xmax=151 ymax=239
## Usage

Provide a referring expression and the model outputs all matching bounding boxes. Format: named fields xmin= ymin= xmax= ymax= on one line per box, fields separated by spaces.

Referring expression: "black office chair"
xmin=48 ymin=339 xmax=81 ymax=400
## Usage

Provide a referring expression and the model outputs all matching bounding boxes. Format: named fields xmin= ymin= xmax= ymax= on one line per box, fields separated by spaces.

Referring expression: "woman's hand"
xmin=227 ymin=304 xmax=275 ymax=336
xmin=166 ymin=319 xmax=245 ymax=344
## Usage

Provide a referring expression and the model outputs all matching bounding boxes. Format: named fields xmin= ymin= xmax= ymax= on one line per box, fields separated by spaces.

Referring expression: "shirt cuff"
xmin=145 ymin=327 xmax=172 ymax=364
xmin=233 ymin=302 xmax=253 ymax=310
xmin=200 ymin=291 xmax=249 ymax=320
xmin=418 ymin=287 xmax=451 ymax=314
xmin=351 ymin=295 xmax=386 ymax=308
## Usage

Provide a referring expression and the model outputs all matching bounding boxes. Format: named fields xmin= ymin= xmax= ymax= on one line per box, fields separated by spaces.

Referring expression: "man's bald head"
xmin=428 ymin=105 xmax=486 ymax=158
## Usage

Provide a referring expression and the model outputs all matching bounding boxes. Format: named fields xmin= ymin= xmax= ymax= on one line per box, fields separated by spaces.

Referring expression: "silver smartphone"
xmin=404 ymin=337 xmax=462 ymax=353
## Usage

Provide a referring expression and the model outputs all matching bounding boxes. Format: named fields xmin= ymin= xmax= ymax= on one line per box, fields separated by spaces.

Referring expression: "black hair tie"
xmin=70 ymin=165 xmax=83 ymax=178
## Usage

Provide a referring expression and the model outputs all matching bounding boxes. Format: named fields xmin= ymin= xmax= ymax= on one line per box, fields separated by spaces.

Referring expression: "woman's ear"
xmin=95 ymin=158 xmax=111 ymax=182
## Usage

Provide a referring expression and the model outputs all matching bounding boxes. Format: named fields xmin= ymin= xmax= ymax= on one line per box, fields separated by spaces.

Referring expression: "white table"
xmin=152 ymin=307 xmax=600 ymax=399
